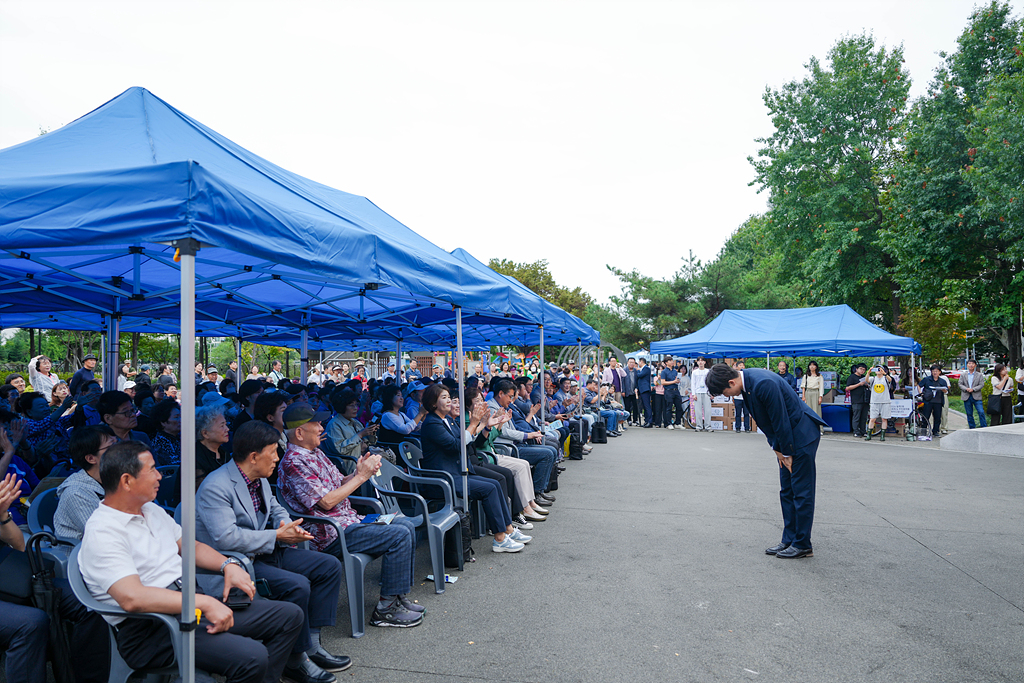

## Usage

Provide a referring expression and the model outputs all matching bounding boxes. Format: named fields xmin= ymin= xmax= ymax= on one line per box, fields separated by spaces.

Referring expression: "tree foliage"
xmin=488 ymin=259 xmax=593 ymax=319
xmin=750 ymin=34 xmax=911 ymax=329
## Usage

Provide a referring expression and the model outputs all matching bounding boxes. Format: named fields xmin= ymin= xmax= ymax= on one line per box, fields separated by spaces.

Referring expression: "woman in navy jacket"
xmin=419 ymin=384 xmax=530 ymax=553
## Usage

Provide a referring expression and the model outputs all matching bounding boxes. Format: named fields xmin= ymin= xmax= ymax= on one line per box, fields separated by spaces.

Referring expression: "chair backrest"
xmin=369 ymin=459 xmax=406 ymax=515
xmin=27 ymin=486 xmax=60 ymax=535
xmin=398 ymin=441 xmax=423 ymax=469
xmin=67 ymin=544 xmax=122 ymax=615
xmin=156 ymin=466 xmax=180 ymax=510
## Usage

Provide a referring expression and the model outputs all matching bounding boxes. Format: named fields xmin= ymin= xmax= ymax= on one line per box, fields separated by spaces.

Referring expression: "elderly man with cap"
xmin=403 ymin=380 xmax=427 ymax=420
xmin=279 ymin=404 xmax=424 ymax=629
xmin=197 ymin=416 xmax=350 ymax=683
xmin=69 ymin=353 xmax=99 ymax=395
xmin=204 ymin=365 xmax=221 ymax=389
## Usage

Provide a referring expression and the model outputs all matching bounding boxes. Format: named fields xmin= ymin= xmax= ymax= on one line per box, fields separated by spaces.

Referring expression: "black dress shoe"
xmin=282 ymin=656 xmax=338 ymax=683
xmin=776 ymin=546 xmax=813 ymax=559
xmin=309 ymin=646 xmax=353 ymax=672
xmin=764 ymin=542 xmax=790 ymax=556
xmin=643 ymin=423 xmax=653 ymax=428
xmin=537 ymin=492 xmax=555 ymax=503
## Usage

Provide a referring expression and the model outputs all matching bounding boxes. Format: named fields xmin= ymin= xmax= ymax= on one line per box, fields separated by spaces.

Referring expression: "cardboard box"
xmin=709 ymin=417 xmax=730 ymax=431
xmin=711 ymin=406 xmax=726 ymax=418
xmin=712 ymin=395 xmax=733 ymax=405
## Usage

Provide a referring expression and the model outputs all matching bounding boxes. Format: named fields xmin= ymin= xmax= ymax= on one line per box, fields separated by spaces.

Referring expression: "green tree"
xmin=883 ymin=2 xmax=1023 ymax=367
xmin=749 ymin=34 xmax=911 ymax=329
xmin=487 ymin=259 xmax=593 ymax=319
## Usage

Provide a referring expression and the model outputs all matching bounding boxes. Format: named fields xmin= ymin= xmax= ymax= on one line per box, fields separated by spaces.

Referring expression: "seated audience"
xmin=196 ymin=421 xmax=351 ymax=680
xmin=419 ymin=384 xmax=530 ymax=553
xmin=53 ymin=425 xmax=116 ymax=541
xmin=79 ymin=441 xmax=304 ymax=683
xmin=488 ymin=380 xmax=557 ymax=505
xmin=378 ymin=385 xmax=424 ymax=445
xmin=323 ymin=389 xmax=377 ymax=463
xmin=277 ymin=406 xmax=423 ymax=628
xmin=18 ymin=389 xmax=77 ymax=476
xmin=98 ymin=390 xmax=152 ymax=446
xmin=149 ymin=398 xmax=182 ymax=467
xmin=195 ymin=404 xmax=230 ymax=486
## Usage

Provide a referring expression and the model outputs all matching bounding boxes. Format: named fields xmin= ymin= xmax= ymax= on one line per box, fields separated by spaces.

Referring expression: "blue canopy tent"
xmin=650 ymin=305 xmax=921 ymax=358
xmin=0 ymin=87 xmax=593 ymax=675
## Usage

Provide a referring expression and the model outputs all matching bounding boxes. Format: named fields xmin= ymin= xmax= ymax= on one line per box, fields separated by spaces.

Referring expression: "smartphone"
xmin=254 ymin=578 xmax=272 ymax=599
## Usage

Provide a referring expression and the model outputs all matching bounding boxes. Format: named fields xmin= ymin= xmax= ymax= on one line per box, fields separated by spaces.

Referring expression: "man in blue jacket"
xmin=706 ymin=363 xmax=828 ymax=559
xmin=636 ymin=357 xmax=653 ymax=427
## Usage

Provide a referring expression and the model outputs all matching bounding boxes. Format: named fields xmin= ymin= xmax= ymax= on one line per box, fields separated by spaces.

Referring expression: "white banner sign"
xmin=890 ymin=399 xmax=913 ymax=419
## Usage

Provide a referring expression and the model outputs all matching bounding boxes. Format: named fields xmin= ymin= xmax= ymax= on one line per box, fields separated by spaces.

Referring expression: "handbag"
xmin=987 ymin=393 xmax=1002 ymax=416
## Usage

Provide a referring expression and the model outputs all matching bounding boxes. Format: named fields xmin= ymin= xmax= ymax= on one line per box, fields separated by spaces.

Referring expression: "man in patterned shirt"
xmin=278 ymin=403 xmax=423 ymax=629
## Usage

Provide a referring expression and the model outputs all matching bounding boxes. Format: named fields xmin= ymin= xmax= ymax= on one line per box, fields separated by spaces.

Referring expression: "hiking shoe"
xmin=370 ymin=600 xmax=423 ymax=628
xmin=492 ymin=536 xmax=525 ymax=553
xmin=511 ymin=514 xmax=534 ymax=530
xmin=398 ymin=595 xmax=425 ymax=613
xmin=508 ymin=528 xmax=532 ymax=544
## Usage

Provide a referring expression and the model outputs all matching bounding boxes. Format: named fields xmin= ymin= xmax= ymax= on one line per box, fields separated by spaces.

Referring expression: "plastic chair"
xmin=274 ymin=490 xmax=384 ymax=638
xmin=67 ymin=544 xmax=185 ymax=683
xmin=369 ymin=459 xmax=463 ymax=594
xmin=397 ymin=441 xmax=484 ymax=536
xmin=155 ymin=465 xmax=180 ymax=512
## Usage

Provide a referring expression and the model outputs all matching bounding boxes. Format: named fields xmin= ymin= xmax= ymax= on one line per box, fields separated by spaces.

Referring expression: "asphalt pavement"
xmin=323 ymin=424 xmax=1023 ymax=683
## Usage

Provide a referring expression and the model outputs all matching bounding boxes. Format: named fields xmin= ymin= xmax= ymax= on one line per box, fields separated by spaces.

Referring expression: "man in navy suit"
xmin=706 ymin=364 xmax=828 ymax=559
xmin=636 ymin=357 xmax=653 ymax=427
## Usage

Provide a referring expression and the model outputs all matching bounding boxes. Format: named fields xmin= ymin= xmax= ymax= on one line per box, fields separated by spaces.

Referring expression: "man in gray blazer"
xmin=959 ymin=358 xmax=987 ymax=429
xmin=196 ymin=419 xmax=348 ymax=683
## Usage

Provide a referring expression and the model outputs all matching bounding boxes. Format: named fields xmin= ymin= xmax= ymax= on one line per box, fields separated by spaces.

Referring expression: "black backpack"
xmin=444 ymin=509 xmax=475 ymax=568
xmin=568 ymin=433 xmax=585 ymax=460
xmin=591 ymin=420 xmax=607 ymax=444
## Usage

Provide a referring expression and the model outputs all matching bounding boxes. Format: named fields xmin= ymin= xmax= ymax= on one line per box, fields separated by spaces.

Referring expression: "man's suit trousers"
xmin=639 ymin=390 xmax=652 ymax=425
xmin=253 ymin=546 xmax=343 ymax=654
xmin=778 ymin=434 xmax=819 ymax=550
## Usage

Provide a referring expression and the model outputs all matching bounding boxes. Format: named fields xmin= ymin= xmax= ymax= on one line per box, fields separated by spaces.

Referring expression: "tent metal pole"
xmin=766 ymin=351 xmax=770 ymax=371
xmin=176 ymin=240 xmax=198 ymax=683
xmin=236 ymin=338 xmax=243 ymax=393
xmin=578 ymin=340 xmax=584 ymax=442
xmin=300 ymin=327 xmax=309 ymax=385
xmin=396 ymin=340 xmax=403 ymax=385
xmin=455 ymin=308 xmax=469 ymax=511
xmin=538 ymin=326 xmax=545 ymax=438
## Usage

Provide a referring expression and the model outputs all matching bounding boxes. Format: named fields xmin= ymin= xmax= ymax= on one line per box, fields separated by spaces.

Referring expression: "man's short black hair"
xmin=232 ymin=421 xmax=281 ymax=463
xmin=68 ymin=424 xmax=115 ymax=471
xmin=514 ymin=376 xmax=531 ymax=389
xmin=494 ymin=379 xmax=515 ymax=396
xmin=99 ymin=441 xmax=150 ymax=494
xmin=98 ymin=390 xmax=133 ymax=419
xmin=705 ymin=363 xmax=739 ymax=396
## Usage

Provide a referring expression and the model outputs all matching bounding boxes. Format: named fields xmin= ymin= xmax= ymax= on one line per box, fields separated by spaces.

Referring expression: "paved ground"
xmin=324 ymin=426 xmax=1024 ymax=682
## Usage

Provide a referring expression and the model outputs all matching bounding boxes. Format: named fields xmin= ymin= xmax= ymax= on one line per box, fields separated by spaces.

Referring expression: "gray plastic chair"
xmin=274 ymin=490 xmax=384 ymax=638
xmin=399 ymin=441 xmax=486 ymax=538
xmin=67 ymin=544 xmax=185 ymax=683
xmin=369 ymin=459 xmax=463 ymax=594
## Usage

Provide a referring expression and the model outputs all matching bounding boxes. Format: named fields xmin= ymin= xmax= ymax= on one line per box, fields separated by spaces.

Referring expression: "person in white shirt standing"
xmin=689 ymin=357 xmax=713 ymax=432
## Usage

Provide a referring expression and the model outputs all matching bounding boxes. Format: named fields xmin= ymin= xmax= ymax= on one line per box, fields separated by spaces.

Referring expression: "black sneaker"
xmin=370 ymin=600 xmax=423 ymax=628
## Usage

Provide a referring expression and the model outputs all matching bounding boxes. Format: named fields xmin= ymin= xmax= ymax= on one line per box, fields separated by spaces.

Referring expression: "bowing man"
xmin=705 ymin=363 xmax=827 ymax=560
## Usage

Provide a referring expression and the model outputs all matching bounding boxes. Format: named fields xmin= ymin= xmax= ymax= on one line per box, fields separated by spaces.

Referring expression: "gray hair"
xmin=195 ymin=404 xmax=226 ymax=438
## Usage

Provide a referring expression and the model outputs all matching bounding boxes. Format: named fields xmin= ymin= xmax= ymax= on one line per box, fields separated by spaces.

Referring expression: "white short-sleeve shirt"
xmin=78 ymin=501 xmax=183 ymax=624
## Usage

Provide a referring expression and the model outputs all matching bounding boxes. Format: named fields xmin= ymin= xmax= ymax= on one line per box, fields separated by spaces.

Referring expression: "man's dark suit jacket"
xmin=636 ymin=364 xmax=652 ymax=393
xmin=742 ymin=368 xmax=827 ymax=456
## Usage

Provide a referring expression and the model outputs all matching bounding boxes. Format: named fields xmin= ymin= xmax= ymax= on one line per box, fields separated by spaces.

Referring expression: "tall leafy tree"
xmin=750 ymin=34 xmax=911 ymax=328
xmin=883 ymin=2 xmax=1022 ymax=366
xmin=488 ymin=258 xmax=593 ymax=319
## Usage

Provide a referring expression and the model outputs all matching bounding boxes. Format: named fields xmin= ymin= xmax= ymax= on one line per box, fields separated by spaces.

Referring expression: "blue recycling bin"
xmin=821 ymin=403 xmax=852 ymax=433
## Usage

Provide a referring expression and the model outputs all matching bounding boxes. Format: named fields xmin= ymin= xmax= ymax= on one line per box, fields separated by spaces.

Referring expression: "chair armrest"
xmin=402 ymin=467 xmax=456 ymax=507
xmin=405 ymin=465 xmax=457 ymax=493
xmin=367 ymin=482 xmax=433 ymax=520
xmin=349 ymin=495 xmax=384 ymax=514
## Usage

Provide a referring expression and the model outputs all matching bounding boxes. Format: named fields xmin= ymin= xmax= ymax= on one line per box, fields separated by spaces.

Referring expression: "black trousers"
xmin=115 ymin=598 xmax=304 ymax=683
xmin=663 ymin=389 xmax=683 ymax=426
xmin=639 ymin=391 xmax=652 ymax=425
xmin=925 ymin=402 xmax=943 ymax=434
xmin=851 ymin=402 xmax=869 ymax=435
xmin=652 ymin=394 xmax=664 ymax=427
xmin=624 ymin=394 xmax=639 ymax=423
xmin=473 ymin=461 xmax=523 ymax=514
xmin=0 ymin=579 xmax=110 ymax=683
xmin=253 ymin=546 xmax=343 ymax=654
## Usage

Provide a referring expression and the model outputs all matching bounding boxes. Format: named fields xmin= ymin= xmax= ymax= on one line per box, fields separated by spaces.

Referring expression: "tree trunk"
xmin=28 ymin=329 xmax=35 ymax=358
xmin=131 ymin=333 xmax=140 ymax=366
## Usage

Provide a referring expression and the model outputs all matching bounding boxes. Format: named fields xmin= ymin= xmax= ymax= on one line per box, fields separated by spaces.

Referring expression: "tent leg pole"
xmin=177 ymin=240 xmax=198 ymax=683
xmin=236 ymin=338 xmax=242 ymax=393
xmin=300 ymin=327 xmax=309 ymax=385
xmin=396 ymin=340 xmax=403 ymax=385
xmin=539 ymin=326 xmax=545 ymax=442
xmin=578 ymin=340 xmax=584 ymax=442
xmin=455 ymin=308 xmax=468 ymax=513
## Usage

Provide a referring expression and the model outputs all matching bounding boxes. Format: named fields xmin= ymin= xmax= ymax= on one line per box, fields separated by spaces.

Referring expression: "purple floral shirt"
xmin=279 ymin=442 xmax=362 ymax=551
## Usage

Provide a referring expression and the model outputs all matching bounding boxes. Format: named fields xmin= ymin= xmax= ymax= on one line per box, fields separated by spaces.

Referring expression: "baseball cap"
xmin=283 ymin=402 xmax=331 ymax=429
xmin=202 ymin=391 xmax=232 ymax=408
xmin=83 ymin=354 xmax=98 ymax=361
xmin=284 ymin=383 xmax=306 ymax=396
xmin=123 ymin=381 xmax=136 ymax=390
xmin=206 ymin=365 xmax=219 ymax=374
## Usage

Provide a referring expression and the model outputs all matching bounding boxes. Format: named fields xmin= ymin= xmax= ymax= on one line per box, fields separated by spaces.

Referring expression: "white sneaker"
xmin=508 ymin=528 xmax=532 ymax=544
xmin=492 ymin=536 xmax=525 ymax=553
xmin=667 ymin=424 xmax=675 ymax=430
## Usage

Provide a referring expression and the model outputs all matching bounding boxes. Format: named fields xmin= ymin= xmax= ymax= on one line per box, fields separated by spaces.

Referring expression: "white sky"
xmin=0 ymin=0 xmax=1008 ymax=304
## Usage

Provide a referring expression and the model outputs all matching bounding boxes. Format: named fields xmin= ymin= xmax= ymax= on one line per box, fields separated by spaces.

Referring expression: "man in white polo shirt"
xmin=78 ymin=441 xmax=304 ymax=683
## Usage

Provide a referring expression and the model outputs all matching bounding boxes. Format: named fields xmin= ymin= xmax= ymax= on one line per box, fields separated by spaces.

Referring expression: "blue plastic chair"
xmin=369 ymin=459 xmax=463 ymax=594
xmin=27 ymin=487 xmax=81 ymax=549
xmin=155 ymin=465 xmax=180 ymax=512
xmin=274 ymin=490 xmax=384 ymax=638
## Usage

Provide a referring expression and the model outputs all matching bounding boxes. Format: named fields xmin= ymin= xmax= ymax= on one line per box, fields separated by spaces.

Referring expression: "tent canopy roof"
xmin=0 ymin=87 xmax=572 ymax=335
xmin=650 ymin=305 xmax=921 ymax=358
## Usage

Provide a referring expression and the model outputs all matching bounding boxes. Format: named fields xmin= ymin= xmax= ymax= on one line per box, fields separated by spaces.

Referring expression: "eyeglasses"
xmin=114 ymin=409 xmax=136 ymax=418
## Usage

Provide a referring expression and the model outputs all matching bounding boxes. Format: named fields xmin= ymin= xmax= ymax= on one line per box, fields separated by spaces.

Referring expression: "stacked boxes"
xmin=709 ymin=400 xmax=735 ymax=431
